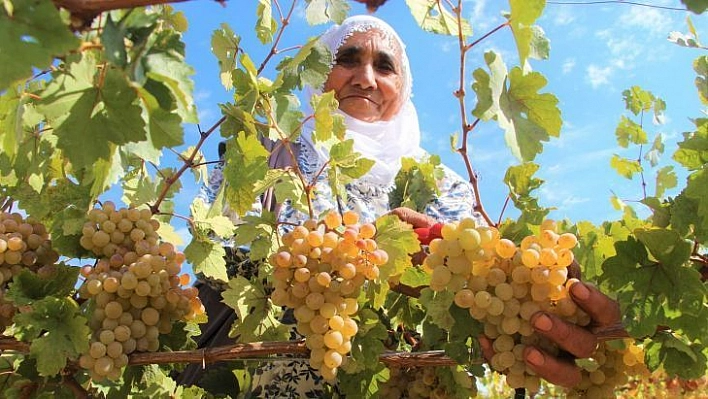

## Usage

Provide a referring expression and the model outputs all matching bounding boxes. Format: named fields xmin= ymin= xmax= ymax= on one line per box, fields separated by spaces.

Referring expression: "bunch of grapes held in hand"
xmin=422 ymin=218 xmax=649 ymax=395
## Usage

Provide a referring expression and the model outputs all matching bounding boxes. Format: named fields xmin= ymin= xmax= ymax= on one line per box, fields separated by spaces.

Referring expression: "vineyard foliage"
xmin=0 ymin=0 xmax=707 ymax=397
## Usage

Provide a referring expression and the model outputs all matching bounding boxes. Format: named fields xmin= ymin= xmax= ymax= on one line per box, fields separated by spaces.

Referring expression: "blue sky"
xmin=171 ymin=0 xmax=706 ymax=230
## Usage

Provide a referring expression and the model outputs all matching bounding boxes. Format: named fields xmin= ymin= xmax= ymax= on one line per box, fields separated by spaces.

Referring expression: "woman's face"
xmin=323 ymin=29 xmax=405 ymax=122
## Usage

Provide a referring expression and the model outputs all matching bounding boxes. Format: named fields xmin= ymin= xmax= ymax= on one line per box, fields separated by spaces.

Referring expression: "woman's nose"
xmin=351 ymin=63 xmax=376 ymax=90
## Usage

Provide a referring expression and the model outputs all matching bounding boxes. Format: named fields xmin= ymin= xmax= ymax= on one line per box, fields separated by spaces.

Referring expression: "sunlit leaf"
xmin=405 ymin=0 xmax=472 ymax=36
xmin=610 ymin=155 xmax=642 ymax=179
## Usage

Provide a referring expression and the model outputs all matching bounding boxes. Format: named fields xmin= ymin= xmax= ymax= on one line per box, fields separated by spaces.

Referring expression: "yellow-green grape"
xmin=270 ymin=211 xmax=388 ymax=380
xmin=78 ymin=246 xmax=204 ymax=381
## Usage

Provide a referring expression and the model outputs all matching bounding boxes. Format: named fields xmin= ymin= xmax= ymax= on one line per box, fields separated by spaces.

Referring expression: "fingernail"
xmin=533 ymin=313 xmax=553 ymax=332
xmin=526 ymin=348 xmax=545 ymax=366
xmin=571 ymin=281 xmax=590 ymax=300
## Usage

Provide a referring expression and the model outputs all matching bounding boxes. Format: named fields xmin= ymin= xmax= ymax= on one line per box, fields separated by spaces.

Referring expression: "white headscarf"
xmin=302 ymin=15 xmax=424 ymax=189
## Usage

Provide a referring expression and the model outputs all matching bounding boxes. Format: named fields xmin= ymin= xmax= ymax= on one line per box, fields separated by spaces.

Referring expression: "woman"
xmin=180 ymin=14 xmax=620 ymax=396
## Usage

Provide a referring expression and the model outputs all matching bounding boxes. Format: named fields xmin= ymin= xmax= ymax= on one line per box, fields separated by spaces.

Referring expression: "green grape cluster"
xmin=378 ymin=366 xmax=476 ymax=399
xmin=79 ymin=202 xmax=160 ymax=258
xmin=77 ymin=202 xmax=204 ymax=381
xmin=423 ymin=218 xmax=600 ymax=392
xmin=567 ymin=339 xmax=649 ymax=399
xmin=0 ymin=212 xmax=59 ymax=331
xmin=269 ymin=210 xmax=388 ymax=381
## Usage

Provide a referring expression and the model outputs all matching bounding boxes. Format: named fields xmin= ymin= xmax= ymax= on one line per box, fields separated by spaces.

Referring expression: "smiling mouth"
xmin=341 ymin=95 xmax=379 ymax=105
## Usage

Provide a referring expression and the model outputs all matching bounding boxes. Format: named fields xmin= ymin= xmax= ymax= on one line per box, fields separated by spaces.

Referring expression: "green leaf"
xmin=143 ymin=35 xmax=198 ymax=123
xmin=0 ymin=0 xmax=79 ymax=89
xmin=0 ymin=85 xmax=25 ymax=159
xmin=695 ymin=56 xmax=708 ymax=105
xmin=473 ymin=55 xmax=561 ymax=162
xmin=615 ymin=116 xmax=648 ymax=148
xmin=634 ymin=228 xmax=692 ymax=268
xmin=375 ymin=215 xmax=420 ymax=282
xmin=11 ymin=297 xmax=89 ymax=376
xmin=311 ymin=91 xmax=346 ymax=144
xmin=183 ymin=238 xmax=228 ymax=282
xmin=399 ymin=266 xmax=430 ymax=287
xmin=655 ymin=165 xmax=677 ymax=198
xmin=274 ymin=37 xmax=331 ymax=92
xmin=509 ymin=0 xmax=547 ymax=68
xmin=405 ymin=0 xmax=473 ymax=36
xmin=419 ymin=288 xmax=455 ymax=330
xmin=211 ymin=23 xmax=240 ymax=90
xmin=6 ymin=263 xmax=79 ymax=306
xmin=190 ymin=197 xmax=236 ymax=240
xmin=644 ymin=133 xmax=665 ymax=167
xmin=389 ymin=155 xmax=442 ymax=212
xmin=304 ymin=0 xmax=349 ymax=25
xmin=232 ymin=213 xmax=278 ymax=261
xmin=673 ymin=119 xmax=708 ymax=170
xmin=503 ymin=163 xmax=549 ymax=223
xmin=222 ymin=132 xmax=270 ymax=216
xmin=472 ymin=51 xmax=507 ymax=122
xmin=102 ymin=14 xmax=128 ymax=67
xmin=682 ymin=0 xmax=708 ymax=13
xmin=610 ymin=154 xmax=642 ymax=179
xmin=38 ymin=54 xmax=146 ymax=169
xmin=645 ymin=333 xmax=708 ymax=379
xmin=622 ymin=86 xmax=655 ymax=116
xmin=222 ymin=276 xmax=288 ymax=342
xmin=385 ymin=292 xmax=425 ymax=328
xmin=256 ymin=0 xmax=278 ymax=44
xmin=347 ymin=308 xmax=387 ymax=372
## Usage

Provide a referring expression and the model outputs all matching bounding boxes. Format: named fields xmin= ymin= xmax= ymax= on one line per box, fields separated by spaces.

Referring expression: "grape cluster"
xmin=0 ymin=212 xmax=59 ymax=331
xmin=78 ymin=202 xmax=204 ymax=381
xmin=378 ymin=366 xmax=476 ymax=399
xmin=567 ymin=340 xmax=648 ymax=399
xmin=269 ymin=210 xmax=388 ymax=381
xmin=80 ymin=203 xmax=160 ymax=258
xmin=423 ymin=218 xmax=647 ymax=393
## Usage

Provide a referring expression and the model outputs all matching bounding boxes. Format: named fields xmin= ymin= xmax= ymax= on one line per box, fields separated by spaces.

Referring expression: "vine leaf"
xmin=655 ymin=166 xmax=677 ymax=198
xmin=9 ymin=297 xmax=89 ymax=376
xmin=405 ymin=0 xmax=472 ymax=36
xmin=38 ymin=54 xmax=146 ymax=170
xmin=183 ymin=239 xmax=228 ymax=282
xmin=256 ymin=0 xmax=277 ymax=44
xmin=0 ymin=86 xmax=24 ymax=159
xmin=222 ymin=276 xmax=288 ymax=342
xmin=368 ymin=215 xmax=419 ymax=309
xmin=610 ymin=155 xmax=642 ymax=179
xmin=211 ymin=23 xmax=241 ymax=90
xmin=472 ymin=52 xmax=561 ymax=162
xmin=6 ymin=264 xmax=80 ymax=306
xmin=695 ymin=56 xmax=708 ymax=105
xmin=305 ymin=0 xmax=349 ymax=25
xmin=346 ymin=308 xmax=387 ymax=372
xmin=615 ymin=116 xmax=648 ymax=148
xmin=0 ymin=0 xmax=78 ymax=90
xmin=682 ymin=0 xmax=708 ymax=14
xmin=509 ymin=0 xmax=549 ymax=68
xmin=223 ymin=132 xmax=270 ymax=216
xmin=503 ymin=162 xmax=549 ymax=224
xmin=419 ymin=288 xmax=455 ymax=330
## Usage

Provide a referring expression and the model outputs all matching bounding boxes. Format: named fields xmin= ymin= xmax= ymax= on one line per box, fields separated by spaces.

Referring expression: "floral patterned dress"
xmin=188 ymin=139 xmax=483 ymax=397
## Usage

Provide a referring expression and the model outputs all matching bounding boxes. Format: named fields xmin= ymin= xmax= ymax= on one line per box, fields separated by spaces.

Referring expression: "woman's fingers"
xmin=389 ymin=207 xmax=435 ymax=228
xmin=568 ymin=280 xmax=622 ymax=328
xmin=523 ymin=346 xmax=583 ymax=388
xmin=530 ymin=311 xmax=598 ymax=359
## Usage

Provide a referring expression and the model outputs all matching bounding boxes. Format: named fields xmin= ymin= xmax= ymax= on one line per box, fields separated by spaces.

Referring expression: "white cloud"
xmin=551 ymin=6 xmax=575 ymax=26
xmin=586 ymin=64 xmax=613 ymax=88
xmin=561 ymin=58 xmax=576 ymax=74
xmin=618 ymin=7 xmax=674 ymax=37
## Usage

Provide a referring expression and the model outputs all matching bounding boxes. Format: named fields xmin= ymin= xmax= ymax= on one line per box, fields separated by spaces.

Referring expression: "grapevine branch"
xmin=451 ymin=0 xmax=509 ymax=227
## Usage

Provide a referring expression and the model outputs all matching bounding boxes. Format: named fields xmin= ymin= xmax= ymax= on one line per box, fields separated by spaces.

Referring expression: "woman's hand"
xmin=480 ymin=280 xmax=622 ymax=388
xmin=389 ymin=207 xmax=436 ymax=228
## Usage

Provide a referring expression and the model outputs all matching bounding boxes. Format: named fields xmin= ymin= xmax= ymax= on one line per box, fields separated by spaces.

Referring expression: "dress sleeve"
xmin=424 ymin=163 xmax=486 ymax=226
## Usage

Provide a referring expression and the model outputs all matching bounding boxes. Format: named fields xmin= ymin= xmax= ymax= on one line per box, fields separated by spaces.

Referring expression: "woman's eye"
xmin=335 ymin=56 xmax=356 ymax=66
xmin=376 ymin=62 xmax=395 ymax=73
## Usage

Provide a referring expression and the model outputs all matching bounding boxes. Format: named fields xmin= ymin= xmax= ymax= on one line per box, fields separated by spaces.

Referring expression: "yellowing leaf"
xmin=405 ymin=0 xmax=472 ymax=36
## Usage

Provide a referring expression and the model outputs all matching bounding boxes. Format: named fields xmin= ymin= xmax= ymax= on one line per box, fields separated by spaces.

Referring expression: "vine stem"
xmin=452 ymin=1 xmax=506 ymax=227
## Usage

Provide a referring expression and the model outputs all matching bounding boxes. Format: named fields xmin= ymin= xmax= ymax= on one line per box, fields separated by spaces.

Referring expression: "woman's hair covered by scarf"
xmin=301 ymin=15 xmax=424 ymax=189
